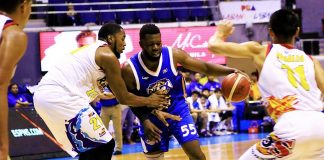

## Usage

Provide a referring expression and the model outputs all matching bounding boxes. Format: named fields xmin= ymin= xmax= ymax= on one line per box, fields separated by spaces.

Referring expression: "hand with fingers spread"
xmin=142 ymin=119 xmax=162 ymax=144
xmin=151 ymin=110 xmax=182 ymax=127
xmin=147 ymin=93 xmax=171 ymax=109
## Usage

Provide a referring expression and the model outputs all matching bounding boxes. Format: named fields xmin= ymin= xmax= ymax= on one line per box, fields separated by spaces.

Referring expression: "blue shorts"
xmin=139 ymin=113 xmax=199 ymax=153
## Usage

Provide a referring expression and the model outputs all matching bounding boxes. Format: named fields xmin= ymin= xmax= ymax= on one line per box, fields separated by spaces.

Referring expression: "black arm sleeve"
xmin=130 ymin=106 xmax=153 ymax=122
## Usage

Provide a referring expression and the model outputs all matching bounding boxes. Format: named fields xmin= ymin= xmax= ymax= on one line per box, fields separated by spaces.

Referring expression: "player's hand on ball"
xmin=152 ymin=110 xmax=182 ymax=127
xmin=143 ymin=119 xmax=161 ymax=143
xmin=234 ymin=69 xmax=251 ymax=82
xmin=147 ymin=93 xmax=171 ymax=109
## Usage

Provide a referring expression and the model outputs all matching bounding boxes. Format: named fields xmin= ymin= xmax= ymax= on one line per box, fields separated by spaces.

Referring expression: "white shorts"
xmin=255 ymin=110 xmax=324 ymax=159
xmin=33 ymin=85 xmax=112 ymax=157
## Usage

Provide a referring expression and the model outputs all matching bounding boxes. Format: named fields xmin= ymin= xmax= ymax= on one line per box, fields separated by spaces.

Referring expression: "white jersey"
xmin=34 ymin=40 xmax=112 ymax=157
xmin=37 ymin=40 xmax=107 ymax=102
xmin=0 ymin=14 xmax=14 ymax=39
xmin=258 ymin=44 xmax=322 ymax=121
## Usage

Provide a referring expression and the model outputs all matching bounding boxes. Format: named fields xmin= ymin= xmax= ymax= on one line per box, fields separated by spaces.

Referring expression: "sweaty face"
xmin=141 ymin=34 xmax=162 ymax=61
xmin=112 ymin=29 xmax=126 ymax=56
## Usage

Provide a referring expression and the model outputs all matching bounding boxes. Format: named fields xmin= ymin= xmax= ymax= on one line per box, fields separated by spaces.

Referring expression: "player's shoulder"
xmin=121 ymin=61 xmax=132 ymax=71
xmin=96 ymin=46 xmax=117 ymax=60
xmin=2 ymin=26 xmax=27 ymax=42
xmin=243 ymin=41 xmax=265 ymax=50
xmin=95 ymin=46 xmax=120 ymax=68
xmin=171 ymin=47 xmax=188 ymax=59
xmin=242 ymin=41 xmax=267 ymax=57
xmin=171 ymin=47 xmax=185 ymax=54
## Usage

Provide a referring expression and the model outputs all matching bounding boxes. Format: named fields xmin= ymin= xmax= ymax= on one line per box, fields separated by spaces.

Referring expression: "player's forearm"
xmin=205 ymin=63 xmax=236 ymax=77
xmin=208 ymin=32 xmax=227 ymax=53
xmin=117 ymin=92 xmax=152 ymax=107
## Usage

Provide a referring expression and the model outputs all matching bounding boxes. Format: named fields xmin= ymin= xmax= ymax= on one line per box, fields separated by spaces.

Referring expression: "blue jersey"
xmin=128 ymin=47 xmax=189 ymax=116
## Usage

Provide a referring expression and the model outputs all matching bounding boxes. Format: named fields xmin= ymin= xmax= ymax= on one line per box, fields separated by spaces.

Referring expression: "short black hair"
xmin=251 ymin=71 xmax=259 ymax=77
xmin=269 ymin=9 xmax=300 ymax=43
xmin=98 ymin=23 xmax=123 ymax=41
xmin=8 ymin=83 xmax=19 ymax=92
xmin=140 ymin=24 xmax=160 ymax=40
xmin=0 ymin=0 xmax=27 ymax=14
xmin=191 ymin=90 xmax=200 ymax=96
xmin=201 ymin=94 xmax=208 ymax=99
xmin=214 ymin=88 xmax=221 ymax=92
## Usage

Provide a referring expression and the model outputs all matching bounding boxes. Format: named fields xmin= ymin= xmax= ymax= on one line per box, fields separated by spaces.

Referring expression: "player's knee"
xmin=191 ymin=113 xmax=198 ymax=121
xmin=144 ymin=152 xmax=165 ymax=160
xmin=202 ymin=112 xmax=208 ymax=118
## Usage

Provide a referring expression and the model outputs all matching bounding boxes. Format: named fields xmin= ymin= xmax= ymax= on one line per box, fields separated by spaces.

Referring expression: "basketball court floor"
xmin=49 ymin=133 xmax=267 ymax=160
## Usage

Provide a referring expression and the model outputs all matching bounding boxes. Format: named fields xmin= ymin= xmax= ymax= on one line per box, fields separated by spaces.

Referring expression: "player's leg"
xmin=171 ymin=114 xmax=206 ymax=160
xmin=191 ymin=112 xmax=198 ymax=124
xmin=100 ymin=106 xmax=112 ymax=130
xmin=240 ymin=110 xmax=324 ymax=159
xmin=181 ymin=140 xmax=206 ymax=160
xmin=199 ymin=112 xmax=208 ymax=135
xmin=111 ymin=104 xmax=123 ymax=154
xmin=34 ymin=86 xmax=113 ymax=158
xmin=139 ymin=116 xmax=170 ymax=160
xmin=239 ymin=132 xmax=291 ymax=160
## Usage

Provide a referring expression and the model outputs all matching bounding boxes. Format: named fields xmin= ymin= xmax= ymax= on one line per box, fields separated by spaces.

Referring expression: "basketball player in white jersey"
xmin=208 ymin=9 xmax=324 ymax=159
xmin=0 ymin=0 xmax=32 ymax=159
xmin=33 ymin=23 xmax=170 ymax=160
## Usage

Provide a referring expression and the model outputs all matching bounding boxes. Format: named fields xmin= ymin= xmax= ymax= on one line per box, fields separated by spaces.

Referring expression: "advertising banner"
xmin=39 ymin=26 xmax=225 ymax=72
xmin=219 ymin=0 xmax=281 ymax=24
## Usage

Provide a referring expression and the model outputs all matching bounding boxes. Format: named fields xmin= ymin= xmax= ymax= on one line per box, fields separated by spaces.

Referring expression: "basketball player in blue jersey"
xmin=34 ymin=23 xmax=171 ymax=160
xmin=121 ymin=24 xmax=239 ymax=160
xmin=208 ymin=9 xmax=324 ymax=159
xmin=0 ymin=0 xmax=32 ymax=159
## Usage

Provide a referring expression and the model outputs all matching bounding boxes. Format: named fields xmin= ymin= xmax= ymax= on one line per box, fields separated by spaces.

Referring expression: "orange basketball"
xmin=221 ymin=73 xmax=251 ymax=102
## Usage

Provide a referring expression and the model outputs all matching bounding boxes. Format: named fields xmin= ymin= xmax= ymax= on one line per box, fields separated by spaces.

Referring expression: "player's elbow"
xmin=207 ymin=42 xmax=221 ymax=54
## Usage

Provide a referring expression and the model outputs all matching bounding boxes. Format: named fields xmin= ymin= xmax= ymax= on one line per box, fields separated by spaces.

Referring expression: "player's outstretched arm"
xmin=95 ymin=48 xmax=169 ymax=108
xmin=314 ymin=59 xmax=324 ymax=93
xmin=0 ymin=26 xmax=28 ymax=160
xmin=208 ymin=20 xmax=264 ymax=59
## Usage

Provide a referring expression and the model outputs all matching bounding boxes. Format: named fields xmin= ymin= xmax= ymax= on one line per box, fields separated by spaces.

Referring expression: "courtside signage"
xmin=219 ymin=0 xmax=281 ymax=24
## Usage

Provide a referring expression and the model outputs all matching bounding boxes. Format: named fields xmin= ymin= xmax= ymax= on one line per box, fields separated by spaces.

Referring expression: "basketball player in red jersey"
xmin=208 ymin=9 xmax=324 ymax=159
xmin=0 ymin=0 xmax=32 ymax=159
